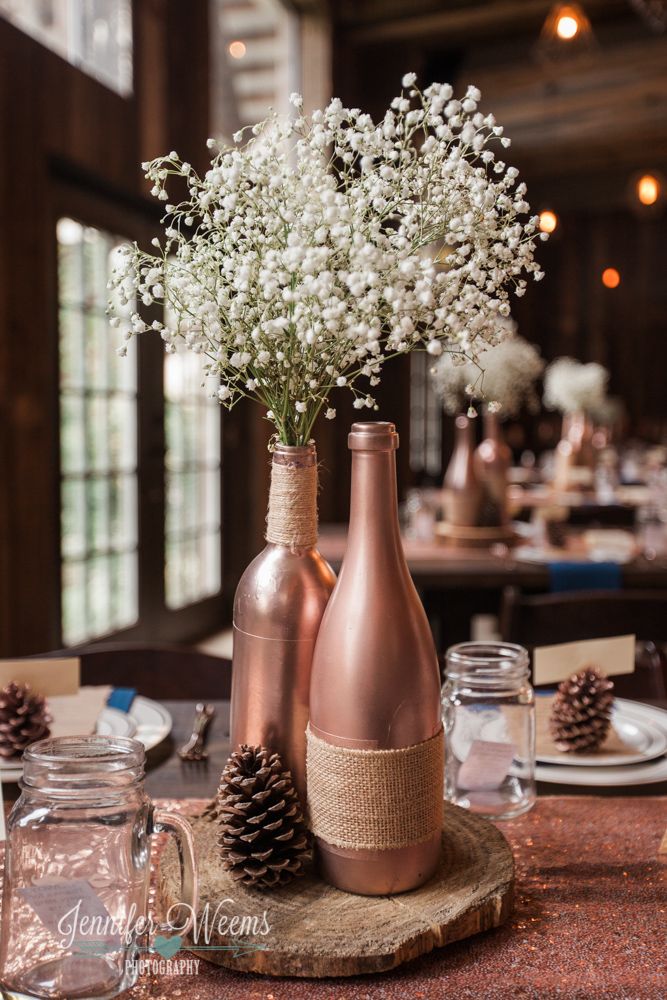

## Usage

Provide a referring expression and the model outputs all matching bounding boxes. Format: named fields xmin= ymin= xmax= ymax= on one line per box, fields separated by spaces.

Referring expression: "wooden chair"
xmin=500 ymin=588 xmax=667 ymax=699
xmin=34 ymin=643 xmax=232 ymax=700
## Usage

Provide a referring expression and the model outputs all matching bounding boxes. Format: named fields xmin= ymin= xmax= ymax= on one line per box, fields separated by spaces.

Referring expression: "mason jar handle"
xmin=150 ymin=809 xmax=198 ymax=939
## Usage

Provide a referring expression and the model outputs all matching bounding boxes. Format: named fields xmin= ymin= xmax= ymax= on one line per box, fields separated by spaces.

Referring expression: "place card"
xmin=533 ymin=635 xmax=635 ymax=687
xmin=457 ymin=740 xmax=516 ymax=791
xmin=0 ymin=658 xmax=80 ymax=696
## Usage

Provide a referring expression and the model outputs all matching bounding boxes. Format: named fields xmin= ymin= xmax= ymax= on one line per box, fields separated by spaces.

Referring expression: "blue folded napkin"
xmin=548 ymin=561 xmax=622 ymax=593
xmin=107 ymin=688 xmax=137 ymax=713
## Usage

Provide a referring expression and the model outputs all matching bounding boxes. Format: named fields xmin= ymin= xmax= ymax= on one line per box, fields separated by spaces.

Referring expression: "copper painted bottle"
xmin=309 ymin=422 xmax=443 ymax=895
xmin=443 ymin=413 xmax=483 ymax=526
xmin=474 ymin=408 xmax=511 ymax=526
xmin=231 ymin=443 xmax=336 ymax=804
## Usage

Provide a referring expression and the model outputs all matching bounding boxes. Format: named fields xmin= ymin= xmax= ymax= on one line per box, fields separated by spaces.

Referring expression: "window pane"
xmin=211 ymin=0 xmax=299 ymax=139
xmin=164 ymin=348 xmax=222 ymax=609
xmin=58 ymin=216 xmax=138 ymax=645
xmin=0 ymin=0 xmax=132 ymax=96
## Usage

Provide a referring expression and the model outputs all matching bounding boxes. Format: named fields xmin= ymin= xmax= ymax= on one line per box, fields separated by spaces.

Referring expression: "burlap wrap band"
xmin=306 ymin=725 xmax=445 ymax=852
xmin=265 ymin=449 xmax=318 ymax=549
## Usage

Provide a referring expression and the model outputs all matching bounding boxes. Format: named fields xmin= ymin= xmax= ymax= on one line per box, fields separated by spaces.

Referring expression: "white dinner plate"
xmin=537 ymin=699 xmax=667 ymax=767
xmin=128 ymin=696 xmax=172 ymax=752
xmin=0 ymin=695 xmax=172 ymax=782
xmin=536 ymin=701 xmax=667 ymax=787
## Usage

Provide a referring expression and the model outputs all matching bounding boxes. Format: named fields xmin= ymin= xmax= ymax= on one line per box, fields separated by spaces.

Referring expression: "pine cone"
xmin=217 ymin=745 xmax=310 ymax=890
xmin=0 ymin=682 xmax=52 ymax=759
xmin=549 ymin=666 xmax=614 ymax=753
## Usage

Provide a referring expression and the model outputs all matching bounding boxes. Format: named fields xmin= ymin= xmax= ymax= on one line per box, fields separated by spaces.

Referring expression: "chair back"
xmin=500 ymin=588 xmax=667 ymax=699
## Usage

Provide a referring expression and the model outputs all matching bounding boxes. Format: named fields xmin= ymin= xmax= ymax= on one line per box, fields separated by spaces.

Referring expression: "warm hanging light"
xmin=538 ymin=3 xmax=594 ymax=57
xmin=556 ymin=11 xmax=580 ymax=38
xmin=602 ymin=268 xmax=621 ymax=289
xmin=228 ymin=40 xmax=247 ymax=59
xmin=636 ymin=174 xmax=660 ymax=206
xmin=539 ymin=210 xmax=559 ymax=234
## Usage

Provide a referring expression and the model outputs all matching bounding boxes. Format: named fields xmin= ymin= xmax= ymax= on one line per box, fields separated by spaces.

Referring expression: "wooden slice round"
xmin=435 ymin=521 xmax=519 ymax=548
xmin=159 ymin=803 xmax=514 ymax=978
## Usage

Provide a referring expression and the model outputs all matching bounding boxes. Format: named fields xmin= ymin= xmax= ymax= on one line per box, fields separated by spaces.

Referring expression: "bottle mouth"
xmin=272 ymin=442 xmax=317 ymax=467
xmin=445 ymin=641 xmax=530 ymax=685
xmin=22 ymin=735 xmax=146 ymax=792
xmin=348 ymin=421 xmax=399 ymax=452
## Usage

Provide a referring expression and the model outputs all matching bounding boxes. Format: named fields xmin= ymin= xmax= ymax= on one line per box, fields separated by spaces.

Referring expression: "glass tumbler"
xmin=0 ymin=736 xmax=197 ymax=1000
xmin=442 ymin=642 xmax=535 ymax=820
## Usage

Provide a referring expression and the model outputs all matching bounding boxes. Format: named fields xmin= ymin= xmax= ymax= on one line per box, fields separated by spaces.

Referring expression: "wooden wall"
xmin=0 ymin=2 xmax=268 ymax=655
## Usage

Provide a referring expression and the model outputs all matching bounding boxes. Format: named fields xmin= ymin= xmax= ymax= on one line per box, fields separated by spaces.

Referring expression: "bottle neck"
xmin=348 ymin=448 xmax=402 ymax=554
xmin=483 ymin=410 xmax=501 ymax=442
xmin=266 ymin=444 xmax=318 ymax=549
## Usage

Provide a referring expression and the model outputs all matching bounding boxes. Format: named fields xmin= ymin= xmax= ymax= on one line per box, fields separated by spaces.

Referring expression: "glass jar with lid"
xmin=442 ymin=641 xmax=535 ymax=819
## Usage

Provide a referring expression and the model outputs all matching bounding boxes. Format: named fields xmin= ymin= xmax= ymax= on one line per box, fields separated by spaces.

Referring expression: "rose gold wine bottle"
xmin=443 ymin=413 xmax=483 ymax=526
xmin=308 ymin=422 xmax=443 ymax=895
xmin=231 ymin=443 xmax=336 ymax=804
xmin=474 ymin=408 xmax=511 ymax=526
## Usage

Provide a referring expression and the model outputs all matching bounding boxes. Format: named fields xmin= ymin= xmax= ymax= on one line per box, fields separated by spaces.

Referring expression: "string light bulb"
xmin=228 ymin=40 xmax=246 ymax=59
xmin=556 ymin=12 xmax=580 ymax=38
xmin=636 ymin=174 xmax=660 ymax=207
xmin=539 ymin=210 xmax=559 ymax=234
xmin=538 ymin=4 xmax=594 ymax=58
xmin=602 ymin=268 xmax=620 ymax=289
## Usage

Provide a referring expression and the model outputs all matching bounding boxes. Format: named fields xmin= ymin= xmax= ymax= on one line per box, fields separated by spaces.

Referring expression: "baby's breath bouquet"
xmin=543 ymin=358 xmax=608 ymax=415
xmin=431 ymin=323 xmax=545 ymax=417
xmin=108 ymin=74 xmax=544 ymax=446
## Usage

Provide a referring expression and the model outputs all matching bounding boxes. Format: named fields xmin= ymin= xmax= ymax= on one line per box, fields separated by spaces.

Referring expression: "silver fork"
xmin=178 ymin=702 xmax=215 ymax=761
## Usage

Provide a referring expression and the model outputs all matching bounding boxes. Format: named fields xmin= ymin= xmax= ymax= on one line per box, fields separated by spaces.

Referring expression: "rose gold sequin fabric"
xmin=4 ymin=797 xmax=665 ymax=999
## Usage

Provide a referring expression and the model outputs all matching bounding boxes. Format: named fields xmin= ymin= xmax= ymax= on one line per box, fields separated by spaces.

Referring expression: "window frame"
xmin=52 ymin=180 xmax=226 ymax=648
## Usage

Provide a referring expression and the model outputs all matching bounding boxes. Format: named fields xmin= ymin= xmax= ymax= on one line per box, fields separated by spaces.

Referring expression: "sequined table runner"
xmin=3 ymin=797 xmax=666 ymax=999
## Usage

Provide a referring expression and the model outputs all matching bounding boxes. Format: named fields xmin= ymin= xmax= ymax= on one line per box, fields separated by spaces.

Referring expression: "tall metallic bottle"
xmin=475 ymin=408 xmax=511 ymax=526
xmin=308 ymin=422 xmax=443 ymax=895
xmin=443 ymin=413 xmax=483 ymax=526
xmin=231 ymin=443 xmax=336 ymax=804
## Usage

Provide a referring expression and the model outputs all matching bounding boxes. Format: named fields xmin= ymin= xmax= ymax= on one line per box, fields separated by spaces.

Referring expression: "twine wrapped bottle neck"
xmin=265 ymin=444 xmax=319 ymax=549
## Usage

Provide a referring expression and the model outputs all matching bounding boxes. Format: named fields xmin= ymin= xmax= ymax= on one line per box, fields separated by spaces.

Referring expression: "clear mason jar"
xmin=442 ymin=642 xmax=535 ymax=820
xmin=0 ymin=736 xmax=197 ymax=1000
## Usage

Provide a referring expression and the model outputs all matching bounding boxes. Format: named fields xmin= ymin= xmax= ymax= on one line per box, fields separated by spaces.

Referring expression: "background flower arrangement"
xmin=108 ymin=75 xmax=544 ymax=446
xmin=543 ymin=357 xmax=609 ymax=415
xmin=431 ymin=323 xmax=545 ymax=416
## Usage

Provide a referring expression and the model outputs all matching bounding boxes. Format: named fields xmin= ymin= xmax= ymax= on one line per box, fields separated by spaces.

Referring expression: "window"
xmin=164 ymin=350 xmax=222 ymax=610
xmin=0 ymin=0 xmax=132 ymax=95
xmin=58 ymin=217 xmax=138 ymax=645
xmin=410 ymin=352 xmax=443 ymax=479
xmin=210 ymin=0 xmax=300 ymax=139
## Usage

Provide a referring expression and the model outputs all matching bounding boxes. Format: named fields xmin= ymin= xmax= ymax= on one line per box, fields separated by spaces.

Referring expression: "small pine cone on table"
xmin=217 ymin=745 xmax=310 ymax=890
xmin=549 ymin=665 xmax=614 ymax=753
xmin=0 ymin=682 xmax=52 ymax=759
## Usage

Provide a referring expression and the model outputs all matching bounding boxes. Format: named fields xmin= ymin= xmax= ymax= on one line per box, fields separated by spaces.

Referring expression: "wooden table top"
xmin=141 ymin=699 xmax=667 ymax=801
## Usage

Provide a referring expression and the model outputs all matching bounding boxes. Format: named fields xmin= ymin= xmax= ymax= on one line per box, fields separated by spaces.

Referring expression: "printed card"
xmin=457 ymin=740 xmax=516 ymax=791
xmin=533 ymin=635 xmax=635 ymax=687
xmin=0 ymin=658 xmax=80 ymax=696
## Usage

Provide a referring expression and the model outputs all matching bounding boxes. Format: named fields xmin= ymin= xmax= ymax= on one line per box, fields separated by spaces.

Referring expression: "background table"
xmin=120 ymin=796 xmax=667 ymax=999
xmin=317 ymin=525 xmax=667 ymax=647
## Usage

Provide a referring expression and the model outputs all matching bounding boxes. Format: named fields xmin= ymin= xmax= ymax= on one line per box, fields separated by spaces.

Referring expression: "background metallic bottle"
xmin=475 ymin=408 xmax=512 ymax=526
xmin=309 ymin=422 xmax=443 ymax=895
xmin=443 ymin=413 xmax=484 ymax=526
xmin=231 ymin=443 xmax=335 ymax=804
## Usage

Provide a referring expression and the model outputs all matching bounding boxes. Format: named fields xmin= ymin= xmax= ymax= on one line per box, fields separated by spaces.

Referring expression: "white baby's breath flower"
xmin=543 ymin=358 xmax=608 ymax=414
xmin=108 ymin=75 xmax=543 ymax=445
xmin=325 ymin=408 xmax=336 ymax=419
